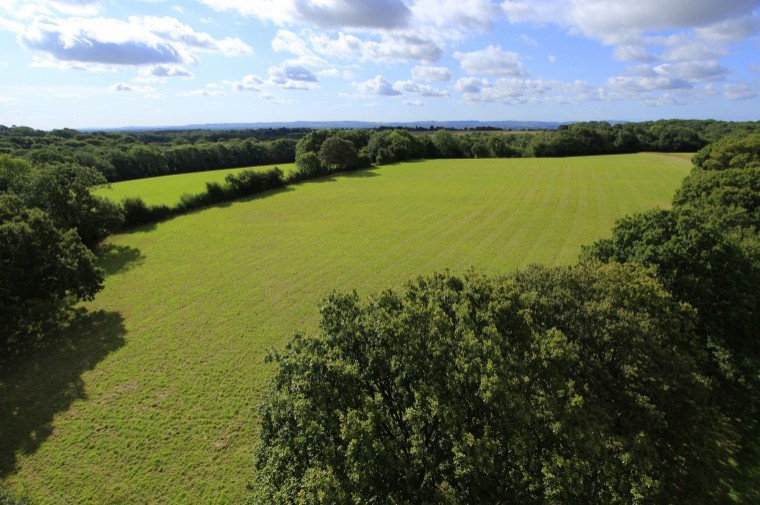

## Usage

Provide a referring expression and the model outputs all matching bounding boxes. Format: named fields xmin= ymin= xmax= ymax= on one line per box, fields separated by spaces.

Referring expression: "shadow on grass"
xmin=226 ymin=185 xmax=295 ymax=205
xmin=0 ymin=309 xmax=126 ymax=478
xmin=342 ymin=168 xmax=381 ymax=178
xmin=97 ymin=244 xmax=145 ymax=276
xmin=292 ymin=168 xmax=382 ymax=186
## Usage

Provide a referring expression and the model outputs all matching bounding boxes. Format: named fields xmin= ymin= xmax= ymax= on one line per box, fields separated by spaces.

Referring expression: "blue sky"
xmin=0 ymin=0 xmax=759 ymax=129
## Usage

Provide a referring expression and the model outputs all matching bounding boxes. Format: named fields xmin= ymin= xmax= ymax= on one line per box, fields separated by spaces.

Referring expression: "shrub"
xmin=121 ymin=197 xmax=172 ymax=228
xmin=225 ymin=168 xmax=285 ymax=196
xmin=291 ymin=152 xmax=326 ymax=181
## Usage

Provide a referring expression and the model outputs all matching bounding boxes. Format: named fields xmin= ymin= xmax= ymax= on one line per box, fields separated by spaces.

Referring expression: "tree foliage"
xmin=252 ymin=264 xmax=728 ymax=504
xmin=318 ymin=137 xmax=359 ymax=171
xmin=582 ymin=207 xmax=760 ymax=386
xmin=693 ymin=133 xmax=760 ymax=171
xmin=0 ymin=194 xmax=103 ymax=351
xmin=584 ymin=136 xmax=760 ymax=390
xmin=293 ymin=151 xmax=326 ymax=180
xmin=8 ymin=162 xmax=123 ymax=250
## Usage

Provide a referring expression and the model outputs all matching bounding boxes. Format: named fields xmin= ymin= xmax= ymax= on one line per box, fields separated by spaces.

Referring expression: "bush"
xmin=122 ymin=197 xmax=172 ymax=228
xmin=225 ymin=168 xmax=285 ymax=197
xmin=291 ymin=152 xmax=326 ymax=181
xmin=252 ymin=264 xmax=729 ymax=504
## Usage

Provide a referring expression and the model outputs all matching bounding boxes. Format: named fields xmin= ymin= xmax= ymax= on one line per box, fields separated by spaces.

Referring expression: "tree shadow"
xmin=292 ymin=168 xmax=381 ymax=186
xmin=97 ymin=244 xmax=145 ymax=276
xmin=342 ymin=168 xmax=381 ymax=178
xmin=220 ymin=185 xmax=295 ymax=206
xmin=0 ymin=309 xmax=127 ymax=478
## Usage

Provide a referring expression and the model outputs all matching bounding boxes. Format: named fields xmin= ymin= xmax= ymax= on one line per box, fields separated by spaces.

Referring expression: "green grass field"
xmin=1 ymin=154 xmax=691 ymax=503
xmin=95 ymin=163 xmax=297 ymax=207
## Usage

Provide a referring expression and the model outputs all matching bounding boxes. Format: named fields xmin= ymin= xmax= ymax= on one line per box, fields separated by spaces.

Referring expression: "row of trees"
xmin=294 ymin=121 xmax=760 ymax=173
xmin=4 ymin=121 xmax=760 ymax=185
xmin=251 ymin=133 xmax=760 ymax=503
xmin=109 ymin=138 xmax=296 ymax=181
xmin=0 ymin=126 xmax=297 ymax=182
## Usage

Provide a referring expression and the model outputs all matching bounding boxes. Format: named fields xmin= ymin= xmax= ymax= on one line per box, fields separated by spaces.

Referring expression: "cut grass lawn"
xmin=95 ymin=162 xmax=297 ymax=207
xmin=1 ymin=154 xmax=691 ymax=503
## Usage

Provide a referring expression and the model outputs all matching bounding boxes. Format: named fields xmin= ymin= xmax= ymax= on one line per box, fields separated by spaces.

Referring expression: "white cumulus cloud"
xmin=454 ymin=44 xmax=526 ymax=76
xmin=499 ymin=0 xmax=760 ymax=85
xmin=411 ymin=65 xmax=452 ymax=82
xmin=723 ymin=82 xmax=758 ymax=100
xmin=355 ymin=75 xmax=401 ymax=96
xmin=454 ymin=76 xmax=490 ymax=94
xmin=393 ymin=80 xmax=449 ymax=97
xmin=200 ymin=0 xmax=411 ymax=29
xmin=412 ymin=0 xmax=500 ymax=29
xmin=183 ymin=88 xmax=226 ymax=96
xmin=12 ymin=15 xmax=252 ymax=68
xmin=309 ymin=30 xmax=442 ymax=63
xmin=143 ymin=64 xmax=194 ymax=78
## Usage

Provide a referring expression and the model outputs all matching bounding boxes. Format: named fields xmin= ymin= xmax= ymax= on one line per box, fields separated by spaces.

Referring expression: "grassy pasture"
xmin=95 ymin=162 xmax=297 ymax=207
xmin=1 ymin=154 xmax=691 ymax=503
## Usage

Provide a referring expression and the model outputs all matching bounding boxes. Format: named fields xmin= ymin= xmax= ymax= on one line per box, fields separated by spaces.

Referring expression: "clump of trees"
xmin=693 ymin=133 xmax=760 ymax=171
xmin=584 ymin=136 xmax=760 ymax=388
xmin=252 ymin=131 xmax=760 ymax=503
xmin=292 ymin=130 xmax=372 ymax=177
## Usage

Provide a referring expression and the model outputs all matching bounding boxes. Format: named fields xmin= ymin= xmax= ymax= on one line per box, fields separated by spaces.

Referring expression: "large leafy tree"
xmin=318 ymin=137 xmax=359 ymax=171
xmin=252 ymin=264 xmax=728 ymax=504
xmin=0 ymin=194 xmax=103 ymax=351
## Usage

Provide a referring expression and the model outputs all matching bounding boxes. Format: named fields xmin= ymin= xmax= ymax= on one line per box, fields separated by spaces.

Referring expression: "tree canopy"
xmin=0 ymin=194 xmax=103 ymax=352
xmin=252 ymin=264 xmax=728 ymax=504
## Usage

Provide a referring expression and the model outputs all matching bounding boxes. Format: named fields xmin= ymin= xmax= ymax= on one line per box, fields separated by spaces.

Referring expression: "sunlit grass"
xmin=1 ymin=154 xmax=691 ymax=503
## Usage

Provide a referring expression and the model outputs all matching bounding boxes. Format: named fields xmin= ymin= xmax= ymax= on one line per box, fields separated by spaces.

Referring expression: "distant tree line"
xmin=0 ymin=125 xmax=298 ymax=182
xmin=3 ymin=120 xmax=760 ymax=185
xmin=291 ymin=120 xmax=760 ymax=172
xmin=251 ymin=132 xmax=760 ymax=504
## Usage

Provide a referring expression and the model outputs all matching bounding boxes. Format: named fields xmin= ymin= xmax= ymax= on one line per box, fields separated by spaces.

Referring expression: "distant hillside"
xmin=87 ymin=120 xmax=568 ymax=132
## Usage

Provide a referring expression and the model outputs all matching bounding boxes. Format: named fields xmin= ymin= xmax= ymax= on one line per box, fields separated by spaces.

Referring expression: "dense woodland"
xmin=1 ymin=121 xmax=760 ymax=503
